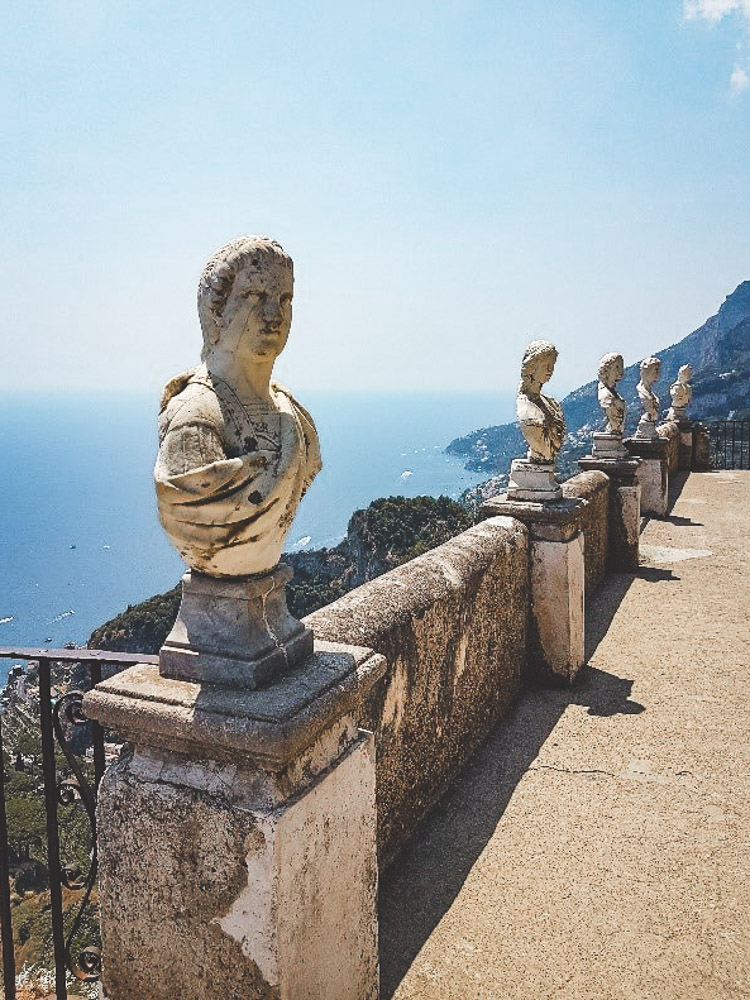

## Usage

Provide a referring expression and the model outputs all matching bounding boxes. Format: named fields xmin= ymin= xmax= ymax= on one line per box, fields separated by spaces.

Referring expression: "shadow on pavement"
xmin=379 ymin=572 xmax=644 ymax=997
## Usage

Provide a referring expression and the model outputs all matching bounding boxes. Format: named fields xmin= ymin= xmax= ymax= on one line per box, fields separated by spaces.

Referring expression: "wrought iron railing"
xmin=0 ymin=648 xmax=157 ymax=1000
xmin=707 ymin=419 xmax=750 ymax=470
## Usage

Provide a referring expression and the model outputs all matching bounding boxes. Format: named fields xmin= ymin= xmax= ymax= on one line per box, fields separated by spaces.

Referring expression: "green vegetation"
xmin=89 ymin=494 xmax=474 ymax=653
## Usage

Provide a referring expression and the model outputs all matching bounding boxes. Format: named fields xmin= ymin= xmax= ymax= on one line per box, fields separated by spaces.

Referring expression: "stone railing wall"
xmin=305 ymin=516 xmax=529 ymax=864
xmin=561 ymin=470 xmax=610 ymax=595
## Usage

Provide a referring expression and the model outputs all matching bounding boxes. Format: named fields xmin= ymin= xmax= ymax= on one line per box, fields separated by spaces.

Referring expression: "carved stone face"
xmin=642 ymin=360 xmax=660 ymax=387
xmin=218 ymin=261 xmax=293 ymax=364
xmin=679 ymin=364 xmax=693 ymax=383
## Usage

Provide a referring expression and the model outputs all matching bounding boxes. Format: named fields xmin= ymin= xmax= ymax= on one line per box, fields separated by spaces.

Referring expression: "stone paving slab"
xmin=380 ymin=470 xmax=750 ymax=1000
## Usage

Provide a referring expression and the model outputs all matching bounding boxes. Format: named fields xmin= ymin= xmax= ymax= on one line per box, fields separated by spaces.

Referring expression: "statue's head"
xmin=677 ymin=363 xmax=693 ymax=383
xmin=520 ymin=340 xmax=558 ymax=388
xmin=197 ymin=236 xmax=294 ymax=364
xmin=639 ymin=356 xmax=660 ymax=385
xmin=598 ymin=352 xmax=624 ymax=388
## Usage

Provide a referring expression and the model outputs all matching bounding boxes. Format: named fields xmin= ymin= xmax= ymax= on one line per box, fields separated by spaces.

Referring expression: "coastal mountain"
xmin=88 ymin=495 xmax=472 ymax=654
xmin=448 ymin=280 xmax=750 ymax=483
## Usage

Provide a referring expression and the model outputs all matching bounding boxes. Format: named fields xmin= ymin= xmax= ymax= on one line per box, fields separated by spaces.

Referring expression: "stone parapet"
xmin=305 ymin=516 xmax=529 ymax=864
xmin=625 ymin=435 xmax=670 ymax=517
xmin=561 ymin=470 xmax=611 ymax=594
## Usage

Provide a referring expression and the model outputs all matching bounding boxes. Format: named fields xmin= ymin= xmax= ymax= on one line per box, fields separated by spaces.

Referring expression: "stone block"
xmin=624 ymin=437 xmax=669 ymax=517
xmin=507 ymin=458 xmax=562 ymax=501
xmin=160 ymin=565 xmax=313 ymax=689
xmin=530 ymin=532 xmax=585 ymax=683
xmin=577 ymin=456 xmax=641 ymax=572
xmin=84 ymin=641 xmax=385 ymax=1000
xmin=693 ymin=423 xmax=711 ymax=470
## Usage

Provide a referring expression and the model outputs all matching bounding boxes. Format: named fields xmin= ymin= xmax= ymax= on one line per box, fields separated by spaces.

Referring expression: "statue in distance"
xmin=154 ymin=236 xmax=322 ymax=687
xmin=592 ymin=352 xmax=628 ymax=458
xmin=508 ymin=339 xmax=566 ymax=501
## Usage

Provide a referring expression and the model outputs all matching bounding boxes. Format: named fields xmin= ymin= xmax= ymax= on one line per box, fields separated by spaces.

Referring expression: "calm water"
xmin=0 ymin=390 xmax=512 ymax=678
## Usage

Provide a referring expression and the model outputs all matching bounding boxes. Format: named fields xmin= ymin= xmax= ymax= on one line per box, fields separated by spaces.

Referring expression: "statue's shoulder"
xmin=159 ymin=367 xmax=224 ymax=435
xmin=271 ymin=381 xmax=318 ymax=433
xmin=517 ymin=392 xmax=544 ymax=424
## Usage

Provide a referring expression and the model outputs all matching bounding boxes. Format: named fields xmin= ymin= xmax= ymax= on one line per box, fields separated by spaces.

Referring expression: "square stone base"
xmin=507 ymin=459 xmax=562 ymax=501
xmin=578 ymin=456 xmax=641 ymax=571
xmin=591 ymin=433 xmax=627 ymax=459
xmin=624 ymin=437 xmax=669 ymax=517
xmin=160 ymin=565 xmax=313 ymax=689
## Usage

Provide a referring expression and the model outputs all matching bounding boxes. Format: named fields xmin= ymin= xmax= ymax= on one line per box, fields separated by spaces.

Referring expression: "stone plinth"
xmin=674 ymin=418 xmax=694 ymax=471
xmin=624 ymin=436 xmax=669 ymax=517
xmin=507 ymin=459 xmax=562 ymax=501
xmin=479 ymin=496 xmax=585 ymax=683
xmin=83 ymin=641 xmax=385 ymax=1000
xmin=591 ymin=432 xmax=628 ymax=460
xmin=693 ymin=423 xmax=711 ymax=471
xmin=578 ymin=456 xmax=641 ymax=572
xmin=160 ymin=565 xmax=313 ymax=689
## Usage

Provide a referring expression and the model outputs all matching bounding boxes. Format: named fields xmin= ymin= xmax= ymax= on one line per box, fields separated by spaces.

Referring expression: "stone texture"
xmin=530 ymin=532 xmax=585 ymax=684
xmin=97 ymin=733 xmax=378 ymax=1000
xmin=561 ymin=470 xmax=610 ymax=595
xmin=625 ymin=436 xmax=669 ymax=517
xmin=693 ymin=423 xmax=711 ymax=470
xmin=159 ymin=566 xmax=313 ymax=688
xmin=305 ymin=517 xmax=529 ymax=865
xmin=479 ymin=497 xmax=586 ymax=683
xmin=85 ymin=639 xmax=384 ymax=1000
xmin=666 ymin=363 xmax=693 ymax=421
xmin=507 ymin=458 xmax=561 ymax=501
xmin=657 ymin=419 xmax=680 ymax=474
xmin=577 ymin=458 xmax=641 ymax=572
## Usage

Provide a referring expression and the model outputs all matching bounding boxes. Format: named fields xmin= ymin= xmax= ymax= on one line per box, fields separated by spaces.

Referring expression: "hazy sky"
xmin=2 ymin=0 xmax=749 ymax=396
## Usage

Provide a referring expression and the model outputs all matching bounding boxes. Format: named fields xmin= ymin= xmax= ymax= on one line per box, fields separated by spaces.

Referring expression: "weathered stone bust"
xmin=517 ymin=340 xmax=566 ymax=463
xmin=155 ymin=236 xmax=321 ymax=577
xmin=597 ymin=352 xmax=626 ymax=435
xmin=507 ymin=340 xmax=565 ymax=500
xmin=634 ymin=356 xmax=661 ymax=440
xmin=155 ymin=236 xmax=322 ymax=687
xmin=667 ymin=363 xmax=693 ymax=421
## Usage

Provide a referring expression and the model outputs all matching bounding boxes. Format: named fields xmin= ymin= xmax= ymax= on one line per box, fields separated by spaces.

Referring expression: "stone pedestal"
xmin=578 ymin=456 xmax=641 ymax=571
xmin=693 ymin=423 xmax=711 ymax=471
xmin=507 ymin=459 xmax=562 ymax=501
xmin=591 ymin=432 xmax=628 ymax=460
xmin=674 ymin=418 xmax=694 ymax=471
xmin=624 ymin=436 xmax=669 ymax=517
xmin=83 ymin=641 xmax=385 ymax=1000
xmin=160 ymin=565 xmax=313 ymax=689
xmin=479 ymin=496 xmax=585 ymax=683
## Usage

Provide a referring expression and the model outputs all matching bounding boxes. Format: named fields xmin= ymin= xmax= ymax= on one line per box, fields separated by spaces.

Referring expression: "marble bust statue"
xmin=517 ymin=340 xmax=566 ymax=463
xmin=591 ymin=352 xmax=628 ymax=458
xmin=154 ymin=236 xmax=321 ymax=578
xmin=634 ymin=356 xmax=661 ymax=440
xmin=155 ymin=236 xmax=322 ymax=687
xmin=667 ymin=364 xmax=693 ymax=420
xmin=597 ymin=353 xmax=626 ymax=435
xmin=507 ymin=340 xmax=565 ymax=500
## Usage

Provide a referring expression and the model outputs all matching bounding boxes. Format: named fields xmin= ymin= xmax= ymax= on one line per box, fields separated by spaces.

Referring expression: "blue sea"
xmin=0 ymin=390 xmax=512 ymax=682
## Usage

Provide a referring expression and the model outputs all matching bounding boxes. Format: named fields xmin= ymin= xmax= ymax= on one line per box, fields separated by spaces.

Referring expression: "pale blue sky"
xmin=2 ymin=0 xmax=749 ymax=395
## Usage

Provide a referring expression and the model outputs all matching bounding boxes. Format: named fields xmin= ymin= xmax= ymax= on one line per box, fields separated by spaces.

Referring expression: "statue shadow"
xmin=379 ymin=575 xmax=645 ymax=996
xmin=664 ymin=514 xmax=703 ymax=526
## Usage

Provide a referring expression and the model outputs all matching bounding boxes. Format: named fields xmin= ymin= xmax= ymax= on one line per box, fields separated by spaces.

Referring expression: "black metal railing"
xmin=707 ymin=419 xmax=750 ymax=470
xmin=0 ymin=648 xmax=157 ymax=999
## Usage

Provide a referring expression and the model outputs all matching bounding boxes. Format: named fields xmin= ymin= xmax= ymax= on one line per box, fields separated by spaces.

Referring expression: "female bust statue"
xmin=597 ymin=353 xmax=626 ymax=435
xmin=517 ymin=340 xmax=566 ymax=463
xmin=634 ymin=356 xmax=661 ymax=439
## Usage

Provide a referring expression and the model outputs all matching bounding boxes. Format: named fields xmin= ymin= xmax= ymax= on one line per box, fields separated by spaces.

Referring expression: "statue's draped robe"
xmin=517 ymin=390 xmax=565 ymax=463
xmin=597 ymin=382 xmax=626 ymax=435
xmin=154 ymin=366 xmax=321 ymax=577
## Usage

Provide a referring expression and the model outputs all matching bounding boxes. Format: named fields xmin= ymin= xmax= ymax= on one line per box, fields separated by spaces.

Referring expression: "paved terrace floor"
xmin=380 ymin=470 xmax=750 ymax=1000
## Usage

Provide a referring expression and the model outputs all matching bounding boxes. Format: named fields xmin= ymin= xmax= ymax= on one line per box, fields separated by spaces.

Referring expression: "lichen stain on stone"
xmin=98 ymin=759 xmax=279 ymax=1000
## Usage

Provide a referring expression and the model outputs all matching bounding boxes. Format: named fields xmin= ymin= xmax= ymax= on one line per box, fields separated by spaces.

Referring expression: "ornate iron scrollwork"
xmin=53 ymin=690 xmax=101 ymax=981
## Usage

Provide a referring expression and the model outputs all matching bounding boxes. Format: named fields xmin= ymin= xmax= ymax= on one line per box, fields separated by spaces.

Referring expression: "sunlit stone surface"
xmin=634 ymin=356 xmax=662 ymax=440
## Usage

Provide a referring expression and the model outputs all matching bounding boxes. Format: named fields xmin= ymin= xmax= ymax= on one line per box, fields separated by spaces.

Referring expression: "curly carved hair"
xmin=639 ymin=356 xmax=660 ymax=380
xmin=520 ymin=339 xmax=558 ymax=382
xmin=598 ymin=352 xmax=624 ymax=385
xmin=197 ymin=236 xmax=293 ymax=350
